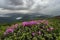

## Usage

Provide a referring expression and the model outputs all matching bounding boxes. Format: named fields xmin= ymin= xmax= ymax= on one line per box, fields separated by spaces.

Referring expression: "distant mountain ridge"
xmin=54 ymin=16 xmax=60 ymax=19
xmin=0 ymin=13 xmax=53 ymax=23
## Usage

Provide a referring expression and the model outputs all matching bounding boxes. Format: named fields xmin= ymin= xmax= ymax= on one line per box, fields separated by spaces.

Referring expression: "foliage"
xmin=0 ymin=18 xmax=60 ymax=40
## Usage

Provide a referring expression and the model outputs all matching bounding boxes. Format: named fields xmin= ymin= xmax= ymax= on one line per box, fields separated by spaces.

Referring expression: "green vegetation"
xmin=0 ymin=17 xmax=60 ymax=40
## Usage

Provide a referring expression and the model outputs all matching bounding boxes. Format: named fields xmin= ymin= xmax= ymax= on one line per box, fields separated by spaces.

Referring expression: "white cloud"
xmin=16 ymin=17 xmax=22 ymax=20
xmin=0 ymin=8 xmax=30 ymax=14
xmin=0 ymin=14 xmax=10 ymax=17
xmin=39 ymin=0 xmax=60 ymax=16
xmin=0 ymin=0 xmax=60 ymax=16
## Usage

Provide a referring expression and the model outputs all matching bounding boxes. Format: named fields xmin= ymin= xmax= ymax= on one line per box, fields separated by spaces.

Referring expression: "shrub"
xmin=0 ymin=20 xmax=59 ymax=40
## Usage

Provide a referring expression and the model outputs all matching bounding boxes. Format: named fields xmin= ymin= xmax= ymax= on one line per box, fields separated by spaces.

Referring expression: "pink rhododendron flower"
xmin=32 ymin=32 xmax=35 ymax=36
xmin=4 ymin=24 xmax=18 ymax=35
xmin=7 ymin=25 xmax=15 ymax=30
xmin=14 ymin=24 xmax=18 ymax=29
xmin=15 ymin=24 xmax=18 ymax=26
xmin=37 ymin=20 xmax=42 ymax=23
xmin=29 ymin=21 xmax=38 ymax=25
xmin=6 ymin=29 xmax=14 ymax=33
xmin=40 ymin=20 xmax=45 ymax=23
xmin=38 ymin=20 xmax=48 ymax=25
xmin=37 ymin=31 xmax=41 ymax=35
xmin=10 ymin=25 xmax=15 ymax=29
xmin=22 ymin=21 xmax=39 ymax=26
xmin=50 ymin=27 xmax=54 ymax=30
xmin=7 ymin=24 xmax=18 ymax=29
xmin=22 ymin=20 xmax=47 ymax=26
xmin=47 ymin=27 xmax=54 ymax=31
xmin=44 ymin=20 xmax=48 ymax=25
xmin=35 ymin=20 xmax=40 ymax=24
xmin=22 ymin=22 xmax=30 ymax=26
xmin=4 ymin=28 xmax=14 ymax=35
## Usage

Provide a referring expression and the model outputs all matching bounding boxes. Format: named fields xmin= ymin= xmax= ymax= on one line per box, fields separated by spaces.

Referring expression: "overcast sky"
xmin=0 ymin=0 xmax=60 ymax=16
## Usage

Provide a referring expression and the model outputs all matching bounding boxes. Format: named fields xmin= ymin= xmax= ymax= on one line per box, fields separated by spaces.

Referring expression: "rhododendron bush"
xmin=0 ymin=20 xmax=60 ymax=40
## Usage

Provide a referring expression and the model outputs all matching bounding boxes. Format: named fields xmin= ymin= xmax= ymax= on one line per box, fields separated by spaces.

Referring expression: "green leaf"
xmin=32 ymin=37 xmax=37 ymax=40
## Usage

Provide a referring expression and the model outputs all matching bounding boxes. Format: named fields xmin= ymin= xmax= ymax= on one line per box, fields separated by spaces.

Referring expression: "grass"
xmin=0 ymin=17 xmax=60 ymax=40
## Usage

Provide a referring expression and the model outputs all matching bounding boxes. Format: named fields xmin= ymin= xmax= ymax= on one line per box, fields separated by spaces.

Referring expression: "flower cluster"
xmin=4 ymin=24 xmax=18 ymax=35
xmin=2 ymin=20 xmax=56 ymax=40
xmin=32 ymin=31 xmax=41 ymax=36
xmin=22 ymin=20 xmax=48 ymax=27
xmin=47 ymin=27 xmax=54 ymax=31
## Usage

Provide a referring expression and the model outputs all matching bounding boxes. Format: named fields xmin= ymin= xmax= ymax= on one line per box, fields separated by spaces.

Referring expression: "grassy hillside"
xmin=0 ymin=17 xmax=60 ymax=40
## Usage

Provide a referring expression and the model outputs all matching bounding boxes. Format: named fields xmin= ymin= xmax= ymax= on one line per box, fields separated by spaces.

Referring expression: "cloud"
xmin=0 ymin=0 xmax=60 ymax=16
xmin=0 ymin=14 xmax=10 ymax=17
xmin=9 ymin=0 xmax=23 ymax=5
xmin=39 ymin=0 xmax=60 ymax=16
xmin=0 ymin=0 xmax=50 ymax=10
xmin=0 ymin=8 xmax=30 ymax=14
